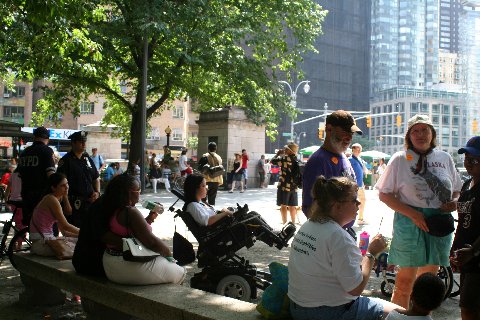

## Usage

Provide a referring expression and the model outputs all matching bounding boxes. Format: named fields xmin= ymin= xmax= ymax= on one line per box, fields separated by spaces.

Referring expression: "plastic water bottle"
xmin=143 ymin=201 xmax=164 ymax=214
xmin=359 ymin=231 xmax=370 ymax=256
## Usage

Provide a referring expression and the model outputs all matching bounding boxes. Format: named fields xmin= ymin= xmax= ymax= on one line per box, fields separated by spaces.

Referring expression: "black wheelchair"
xmin=169 ymin=187 xmax=296 ymax=301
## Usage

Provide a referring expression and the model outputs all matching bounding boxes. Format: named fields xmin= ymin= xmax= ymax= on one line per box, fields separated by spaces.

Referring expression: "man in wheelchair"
xmin=175 ymin=173 xmax=296 ymax=268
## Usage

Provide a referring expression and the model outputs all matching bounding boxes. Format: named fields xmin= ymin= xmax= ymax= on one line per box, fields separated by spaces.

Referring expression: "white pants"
xmin=150 ymin=178 xmax=170 ymax=193
xmin=103 ymin=252 xmax=186 ymax=285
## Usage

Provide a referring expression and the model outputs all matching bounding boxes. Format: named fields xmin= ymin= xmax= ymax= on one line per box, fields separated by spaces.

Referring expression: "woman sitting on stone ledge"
xmin=29 ymin=173 xmax=79 ymax=256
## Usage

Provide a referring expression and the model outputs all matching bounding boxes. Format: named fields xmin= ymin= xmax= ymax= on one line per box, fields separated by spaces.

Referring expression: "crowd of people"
xmin=2 ymin=110 xmax=479 ymax=320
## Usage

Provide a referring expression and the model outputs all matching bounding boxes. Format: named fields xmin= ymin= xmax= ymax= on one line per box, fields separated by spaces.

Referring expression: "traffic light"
xmin=473 ymin=119 xmax=478 ymax=133
xmin=366 ymin=116 xmax=372 ymax=128
xmin=396 ymin=115 xmax=402 ymax=127
xmin=318 ymin=127 xmax=325 ymax=140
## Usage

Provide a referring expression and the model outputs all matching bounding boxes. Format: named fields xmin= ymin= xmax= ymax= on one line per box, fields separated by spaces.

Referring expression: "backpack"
xmin=292 ymin=160 xmax=303 ymax=189
xmin=198 ymin=153 xmax=225 ymax=178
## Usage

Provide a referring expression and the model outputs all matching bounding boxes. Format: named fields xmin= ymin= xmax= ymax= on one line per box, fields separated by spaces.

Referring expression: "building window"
xmin=172 ymin=128 xmax=183 ymax=141
xmin=421 ymin=103 xmax=429 ymax=113
xmin=172 ymin=105 xmax=184 ymax=119
xmin=442 ymin=115 xmax=450 ymax=125
xmin=3 ymin=106 xmax=25 ymax=119
xmin=80 ymin=102 xmax=95 ymax=114
xmin=453 ymin=105 xmax=460 ymax=115
xmin=442 ymin=104 xmax=450 ymax=114
xmin=148 ymin=127 xmax=161 ymax=140
xmin=442 ymin=137 xmax=449 ymax=146
xmin=452 ymin=117 xmax=459 ymax=125
xmin=432 ymin=115 xmax=440 ymax=124
xmin=452 ymin=138 xmax=458 ymax=147
xmin=3 ymin=86 xmax=25 ymax=98
xmin=411 ymin=103 xmax=419 ymax=113
xmin=432 ymin=104 xmax=439 ymax=113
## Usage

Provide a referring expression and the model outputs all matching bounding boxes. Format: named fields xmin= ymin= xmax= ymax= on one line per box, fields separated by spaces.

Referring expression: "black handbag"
xmin=425 ymin=213 xmax=455 ymax=237
xmin=173 ymin=230 xmax=195 ymax=266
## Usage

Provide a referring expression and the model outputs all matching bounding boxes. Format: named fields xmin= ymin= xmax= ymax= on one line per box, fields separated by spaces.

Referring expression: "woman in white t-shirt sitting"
xmin=183 ymin=173 xmax=233 ymax=226
xmin=288 ymin=176 xmax=403 ymax=320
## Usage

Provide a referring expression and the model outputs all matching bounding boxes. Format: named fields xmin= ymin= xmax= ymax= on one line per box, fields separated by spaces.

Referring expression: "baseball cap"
xmin=33 ymin=126 xmax=50 ymax=139
xmin=68 ymin=131 xmax=88 ymax=142
xmin=326 ymin=110 xmax=362 ymax=135
xmin=408 ymin=114 xmax=433 ymax=130
xmin=458 ymin=136 xmax=480 ymax=157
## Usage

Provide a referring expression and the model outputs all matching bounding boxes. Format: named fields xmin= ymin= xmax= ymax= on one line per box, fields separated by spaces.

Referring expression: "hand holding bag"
xmin=425 ymin=213 xmax=455 ymax=237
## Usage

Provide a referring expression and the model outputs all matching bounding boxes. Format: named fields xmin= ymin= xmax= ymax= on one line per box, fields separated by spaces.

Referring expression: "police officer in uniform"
xmin=17 ymin=126 xmax=56 ymax=225
xmin=57 ymin=131 xmax=100 ymax=227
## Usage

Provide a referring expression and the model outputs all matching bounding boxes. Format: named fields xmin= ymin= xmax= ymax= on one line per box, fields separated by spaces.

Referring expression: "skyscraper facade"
xmin=440 ymin=0 xmax=462 ymax=52
xmin=459 ymin=1 xmax=480 ymax=136
xmin=370 ymin=0 xmax=440 ymax=95
xmin=268 ymin=0 xmax=372 ymax=152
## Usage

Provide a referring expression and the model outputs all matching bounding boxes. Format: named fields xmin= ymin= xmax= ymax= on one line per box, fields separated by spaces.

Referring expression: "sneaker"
xmin=229 ymin=190 xmax=233 ymax=193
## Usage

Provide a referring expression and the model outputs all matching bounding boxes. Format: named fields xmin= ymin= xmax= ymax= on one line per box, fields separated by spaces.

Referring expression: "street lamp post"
xmin=279 ymin=80 xmax=311 ymax=141
xmin=165 ymin=126 xmax=172 ymax=148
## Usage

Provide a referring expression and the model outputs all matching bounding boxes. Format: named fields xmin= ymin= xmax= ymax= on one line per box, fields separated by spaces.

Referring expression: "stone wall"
xmin=197 ymin=107 xmax=265 ymax=188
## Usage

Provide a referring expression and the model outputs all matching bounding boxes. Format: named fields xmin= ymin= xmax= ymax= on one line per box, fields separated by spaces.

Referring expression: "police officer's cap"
xmin=68 ymin=131 xmax=88 ymax=142
xmin=33 ymin=126 xmax=50 ymax=139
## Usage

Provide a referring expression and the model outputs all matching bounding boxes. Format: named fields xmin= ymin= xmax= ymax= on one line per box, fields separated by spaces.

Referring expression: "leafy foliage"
xmin=1 ymin=0 xmax=327 ymax=161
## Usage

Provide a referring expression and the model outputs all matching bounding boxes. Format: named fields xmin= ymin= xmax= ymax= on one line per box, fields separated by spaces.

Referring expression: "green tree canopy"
xmin=1 ymin=0 xmax=327 ymax=161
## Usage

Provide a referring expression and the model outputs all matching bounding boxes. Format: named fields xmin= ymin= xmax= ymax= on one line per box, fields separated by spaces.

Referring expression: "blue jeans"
xmin=290 ymin=297 xmax=384 ymax=320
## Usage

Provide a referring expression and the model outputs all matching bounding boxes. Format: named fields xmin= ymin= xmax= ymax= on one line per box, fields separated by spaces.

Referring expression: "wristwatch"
xmin=365 ymin=252 xmax=376 ymax=261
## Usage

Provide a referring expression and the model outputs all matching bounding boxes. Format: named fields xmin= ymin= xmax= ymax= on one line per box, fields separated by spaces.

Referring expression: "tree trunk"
xmin=128 ymin=108 xmax=142 ymax=166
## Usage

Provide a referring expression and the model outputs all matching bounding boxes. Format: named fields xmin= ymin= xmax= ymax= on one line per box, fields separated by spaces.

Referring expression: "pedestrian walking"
xmin=90 ymin=147 xmax=105 ymax=172
xmin=17 ymin=126 xmax=56 ymax=226
xmin=270 ymin=143 xmax=301 ymax=224
xmin=198 ymin=142 xmax=223 ymax=205
xmin=241 ymin=149 xmax=249 ymax=188
xmin=57 ymin=131 xmax=100 ymax=227
xmin=230 ymin=153 xmax=244 ymax=193
xmin=349 ymin=143 xmax=369 ymax=225
xmin=258 ymin=155 xmax=266 ymax=188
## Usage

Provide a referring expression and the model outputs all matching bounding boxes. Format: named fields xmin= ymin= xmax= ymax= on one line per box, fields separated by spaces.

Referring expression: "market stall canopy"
xmin=361 ymin=150 xmax=391 ymax=163
xmin=299 ymin=145 xmax=321 ymax=156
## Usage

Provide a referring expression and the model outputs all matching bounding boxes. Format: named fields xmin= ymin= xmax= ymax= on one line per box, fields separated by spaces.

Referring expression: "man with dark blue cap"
xmin=57 ymin=131 xmax=100 ymax=227
xmin=451 ymin=136 xmax=480 ymax=320
xmin=17 ymin=126 xmax=56 ymax=225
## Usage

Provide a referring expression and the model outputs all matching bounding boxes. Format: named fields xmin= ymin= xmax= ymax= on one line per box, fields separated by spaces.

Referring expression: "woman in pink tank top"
xmin=100 ymin=174 xmax=185 ymax=285
xmin=30 ymin=173 xmax=79 ymax=256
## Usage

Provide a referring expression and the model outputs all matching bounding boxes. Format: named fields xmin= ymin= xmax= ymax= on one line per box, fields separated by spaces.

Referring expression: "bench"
xmin=12 ymin=253 xmax=260 ymax=320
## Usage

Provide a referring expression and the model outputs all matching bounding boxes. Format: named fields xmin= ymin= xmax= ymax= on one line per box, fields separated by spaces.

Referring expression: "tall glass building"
xmin=459 ymin=1 xmax=480 ymax=137
xmin=268 ymin=0 xmax=372 ymax=152
xmin=370 ymin=0 xmax=440 ymax=95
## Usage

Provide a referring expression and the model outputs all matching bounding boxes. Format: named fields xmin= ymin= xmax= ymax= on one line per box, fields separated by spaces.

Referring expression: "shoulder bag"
xmin=207 ymin=153 xmax=225 ymax=178
xmin=122 ymin=208 xmax=160 ymax=262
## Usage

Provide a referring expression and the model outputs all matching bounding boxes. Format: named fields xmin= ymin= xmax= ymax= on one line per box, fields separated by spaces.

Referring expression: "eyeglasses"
xmin=464 ymin=157 xmax=480 ymax=166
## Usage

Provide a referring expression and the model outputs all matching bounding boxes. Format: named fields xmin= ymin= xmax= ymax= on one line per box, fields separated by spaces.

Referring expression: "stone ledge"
xmin=12 ymin=254 xmax=260 ymax=320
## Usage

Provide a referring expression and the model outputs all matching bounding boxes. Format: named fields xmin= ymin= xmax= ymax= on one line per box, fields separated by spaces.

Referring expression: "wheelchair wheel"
xmin=7 ymin=227 xmax=32 ymax=270
xmin=437 ymin=266 xmax=454 ymax=300
xmin=216 ymin=275 xmax=252 ymax=301
xmin=380 ymin=279 xmax=395 ymax=298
